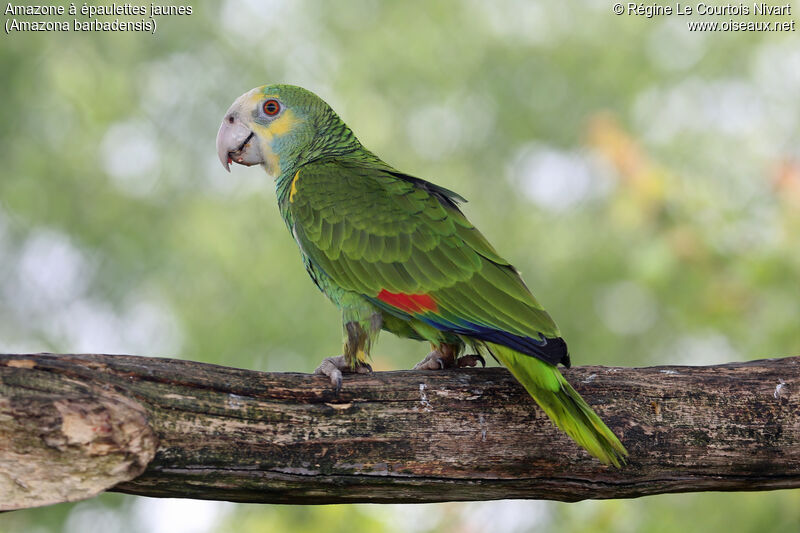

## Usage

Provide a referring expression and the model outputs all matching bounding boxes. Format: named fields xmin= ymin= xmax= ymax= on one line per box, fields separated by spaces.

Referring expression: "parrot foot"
xmin=412 ymin=351 xmax=451 ymax=370
xmin=314 ymin=355 xmax=372 ymax=394
xmin=413 ymin=346 xmax=486 ymax=370
xmin=412 ymin=344 xmax=459 ymax=370
xmin=456 ymin=353 xmax=486 ymax=368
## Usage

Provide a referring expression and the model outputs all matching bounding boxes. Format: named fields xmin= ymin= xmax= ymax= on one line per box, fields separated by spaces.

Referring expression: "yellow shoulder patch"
xmin=289 ymin=170 xmax=300 ymax=202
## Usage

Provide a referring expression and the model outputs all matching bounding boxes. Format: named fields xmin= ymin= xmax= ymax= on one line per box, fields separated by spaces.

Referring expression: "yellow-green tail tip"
xmin=489 ymin=343 xmax=628 ymax=467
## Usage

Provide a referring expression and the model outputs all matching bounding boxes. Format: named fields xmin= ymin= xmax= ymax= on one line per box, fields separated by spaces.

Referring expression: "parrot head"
xmin=216 ymin=84 xmax=360 ymax=177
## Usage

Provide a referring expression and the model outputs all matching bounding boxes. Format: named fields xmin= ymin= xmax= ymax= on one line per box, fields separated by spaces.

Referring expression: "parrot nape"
xmin=216 ymin=84 xmax=627 ymax=466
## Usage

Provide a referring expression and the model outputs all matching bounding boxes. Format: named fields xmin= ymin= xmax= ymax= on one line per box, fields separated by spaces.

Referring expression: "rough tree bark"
xmin=0 ymin=353 xmax=798 ymax=510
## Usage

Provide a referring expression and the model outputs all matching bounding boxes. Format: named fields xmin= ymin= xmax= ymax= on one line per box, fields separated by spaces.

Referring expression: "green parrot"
xmin=216 ymin=84 xmax=627 ymax=466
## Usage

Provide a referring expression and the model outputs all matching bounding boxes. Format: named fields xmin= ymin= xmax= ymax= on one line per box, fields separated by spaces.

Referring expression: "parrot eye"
xmin=263 ymin=99 xmax=281 ymax=116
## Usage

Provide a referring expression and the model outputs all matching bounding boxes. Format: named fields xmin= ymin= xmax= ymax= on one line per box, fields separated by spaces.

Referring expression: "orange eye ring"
xmin=263 ymin=99 xmax=280 ymax=116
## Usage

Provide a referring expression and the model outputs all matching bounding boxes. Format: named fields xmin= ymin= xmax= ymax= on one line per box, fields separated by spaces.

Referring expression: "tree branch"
xmin=1 ymin=353 xmax=798 ymax=509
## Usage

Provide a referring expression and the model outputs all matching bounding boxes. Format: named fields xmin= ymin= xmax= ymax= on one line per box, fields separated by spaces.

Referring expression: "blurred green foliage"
xmin=1 ymin=0 xmax=798 ymax=531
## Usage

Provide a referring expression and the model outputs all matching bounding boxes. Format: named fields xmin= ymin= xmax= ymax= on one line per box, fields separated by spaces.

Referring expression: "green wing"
xmin=289 ymin=158 xmax=566 ymax=364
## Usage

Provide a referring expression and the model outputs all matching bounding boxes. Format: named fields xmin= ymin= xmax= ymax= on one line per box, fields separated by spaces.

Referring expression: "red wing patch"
xmin=377 ymin=289 xmax=438 ymax=313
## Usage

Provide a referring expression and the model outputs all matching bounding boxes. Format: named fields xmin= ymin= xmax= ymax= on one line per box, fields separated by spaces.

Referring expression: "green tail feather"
xmin=488 ymin=343 xmax=628 ymax=467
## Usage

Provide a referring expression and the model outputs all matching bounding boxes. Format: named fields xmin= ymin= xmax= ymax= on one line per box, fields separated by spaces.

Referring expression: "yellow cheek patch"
xmin=269 ymin=109 xmax=301 ymax=136
xmin=244 ymin=96 xmax=302 ymax=178
xmin=250 ymin=121 xmax=272 ymax=141
xmin=249 ymin=109 xmax=302 ymax=142
xmin=289 ymin=170 xmax=300 ymax=202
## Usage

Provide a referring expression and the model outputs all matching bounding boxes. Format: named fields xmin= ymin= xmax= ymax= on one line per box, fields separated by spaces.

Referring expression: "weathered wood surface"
xmin=1 ymin=353 xmax=798 ymax=509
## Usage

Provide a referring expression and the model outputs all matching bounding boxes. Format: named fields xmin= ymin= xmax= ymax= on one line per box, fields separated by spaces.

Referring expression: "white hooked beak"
xmin=216 ymin=107 xmax=263 ymax=172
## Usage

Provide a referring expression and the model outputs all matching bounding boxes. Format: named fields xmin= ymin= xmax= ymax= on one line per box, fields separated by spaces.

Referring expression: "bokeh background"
xmin=2 ymin=0 xmax=799 ymax=531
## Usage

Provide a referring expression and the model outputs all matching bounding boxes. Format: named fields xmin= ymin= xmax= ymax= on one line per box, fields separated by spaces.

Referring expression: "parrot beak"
xmin=216 ymin=113 xmax=263 ymax=172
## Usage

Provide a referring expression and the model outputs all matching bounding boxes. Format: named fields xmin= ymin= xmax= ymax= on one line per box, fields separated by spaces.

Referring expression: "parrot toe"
xmin=413 ymin=344 xmax=483 ymax=370
xmin=456 ymin=353 xmax=486 ymax=368
xmin=412 ymin=344 xmax=458 ymax=370
xmin=314 ymin=355 xmax=372 ymax=394
xmin=412 ymin=352 xmax=447 ymax=370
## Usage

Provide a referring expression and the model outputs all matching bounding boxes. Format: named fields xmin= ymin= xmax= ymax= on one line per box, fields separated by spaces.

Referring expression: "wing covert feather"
xmin=289 ymin=159 xmax=560 ymax=341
